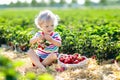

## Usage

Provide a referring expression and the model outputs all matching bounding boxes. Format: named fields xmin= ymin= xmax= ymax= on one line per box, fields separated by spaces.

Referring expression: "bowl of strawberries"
xmin=58 ymin=53 xmax=88 ymax=68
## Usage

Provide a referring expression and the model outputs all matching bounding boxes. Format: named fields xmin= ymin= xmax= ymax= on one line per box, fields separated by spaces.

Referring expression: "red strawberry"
xmin=81 ymin=57 xmax=85 ymax=61
xmin=74 ymin=53 xmax=79 ymax=57
xmin=91 ymin=55 xmax=96 ymax=59
xmin=59 ymin=57 xmax=64 ymax=62
xmin=77 ymin=57 xmax=82 ymax=62
xmin=38 ymin=45 xmax=44 ymax=50
xmin=67 ymin=58 xmax=71 ymax=64
xmin=73 ymin=60 xmax=79 ymax=64
xmin=56 ymin=67 xmax=66 ymax=72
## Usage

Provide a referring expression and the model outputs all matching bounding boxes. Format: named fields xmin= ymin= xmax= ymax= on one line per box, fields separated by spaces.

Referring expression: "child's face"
xmin=40 ymin=21 xmax=54 ymax=35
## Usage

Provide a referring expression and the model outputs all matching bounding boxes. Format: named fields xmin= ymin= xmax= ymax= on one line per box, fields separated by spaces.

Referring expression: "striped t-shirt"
xmin=33 ymin=31 xmax=61 ymax=55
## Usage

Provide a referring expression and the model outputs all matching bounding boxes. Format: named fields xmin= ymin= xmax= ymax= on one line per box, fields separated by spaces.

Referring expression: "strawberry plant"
xmin=0 ymin=9 xmax=120 ymax=61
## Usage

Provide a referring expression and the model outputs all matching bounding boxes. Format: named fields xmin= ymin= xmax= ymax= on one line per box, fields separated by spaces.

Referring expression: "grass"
xmin=0 ymin=46 xmax=120 ymax=80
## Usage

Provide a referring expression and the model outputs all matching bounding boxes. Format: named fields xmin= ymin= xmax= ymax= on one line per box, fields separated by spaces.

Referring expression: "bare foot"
xmin=37 ymin=64 xmax=47 ymax=72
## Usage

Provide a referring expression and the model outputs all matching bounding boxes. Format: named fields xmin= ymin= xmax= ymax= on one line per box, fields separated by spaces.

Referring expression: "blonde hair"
xmin=35 ymin=10 xmax=59 ymax=29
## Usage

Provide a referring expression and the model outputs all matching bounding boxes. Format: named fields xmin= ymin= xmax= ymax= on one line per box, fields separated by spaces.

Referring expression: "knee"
xmin=27 ymin=49 xmax=34 ymax=56
xmin=50 ymin=53 xmax=57 ymax=60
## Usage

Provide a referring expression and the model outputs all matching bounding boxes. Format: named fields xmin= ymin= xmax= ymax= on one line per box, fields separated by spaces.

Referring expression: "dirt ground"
xmin=0 ymin=47 xmax=120 ymax=80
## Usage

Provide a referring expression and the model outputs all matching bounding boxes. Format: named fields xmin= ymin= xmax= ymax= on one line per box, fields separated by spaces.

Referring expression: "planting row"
xmin=0 ymin=9 xmax=120 ymax=60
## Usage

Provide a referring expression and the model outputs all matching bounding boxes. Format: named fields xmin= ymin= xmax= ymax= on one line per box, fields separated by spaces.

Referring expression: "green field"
xmin=0 ymin=8 xmax=120 ymax=80
xmin=0 ymin=8 xmax=120 ymax=60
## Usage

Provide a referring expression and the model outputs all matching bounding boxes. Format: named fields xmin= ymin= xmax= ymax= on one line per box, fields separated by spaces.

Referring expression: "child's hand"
xmin=44 ymin=34 xmax=53 ymax=42
xmin=30 ymin=34 xmax=44 ymax=45
xmin=43 ymin=34 xmax=61 ymax=47
xmin=37 ymin=34 xmax=44 ymax=43
xmin=39 ymin=34 xmax=44 ymax=40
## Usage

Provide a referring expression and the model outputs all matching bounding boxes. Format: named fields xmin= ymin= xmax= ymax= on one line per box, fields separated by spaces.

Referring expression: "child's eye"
xmin=51 ymin=25 xmax=54 ymax=27
xmin=46 ymin=26 xmax=48 ymax=27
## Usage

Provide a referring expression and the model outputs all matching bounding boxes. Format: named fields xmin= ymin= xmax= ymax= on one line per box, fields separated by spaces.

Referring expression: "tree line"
xmin=0 ymin=0 xmax=120 ymax=8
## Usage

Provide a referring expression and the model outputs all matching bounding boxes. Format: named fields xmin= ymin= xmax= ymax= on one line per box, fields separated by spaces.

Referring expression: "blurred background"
xmin=0 ymin=0 xmax=120 ymax=8
xmin=0 ymin=0 xmax=120 ymax=59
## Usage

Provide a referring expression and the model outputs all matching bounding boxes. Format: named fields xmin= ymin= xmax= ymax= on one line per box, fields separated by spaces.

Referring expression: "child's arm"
xmin=51 ymin=39 xmax=61 ymax=47
xmin=30 ymin=35 xmax=44 ymax=45
xmin=44 ymin=34 xmax=61 ymax=47
xmin=30 ymin=37 xmax=40 ymax=45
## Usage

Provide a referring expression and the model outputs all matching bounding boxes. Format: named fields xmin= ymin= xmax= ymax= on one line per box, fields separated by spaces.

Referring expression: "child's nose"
xmin=48 ymin=26 xmax=53 ymax=29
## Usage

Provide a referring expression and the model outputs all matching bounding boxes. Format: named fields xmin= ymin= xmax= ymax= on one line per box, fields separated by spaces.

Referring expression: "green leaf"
xmin=116 ymin=55 xmax=120 ymax=60
xmin=38 ymin=73 xmax=54 ymax=80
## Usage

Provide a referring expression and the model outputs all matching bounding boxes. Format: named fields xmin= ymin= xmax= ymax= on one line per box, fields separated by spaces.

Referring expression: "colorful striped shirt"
xmin=33 ymin=31 xmax=61 ymax=55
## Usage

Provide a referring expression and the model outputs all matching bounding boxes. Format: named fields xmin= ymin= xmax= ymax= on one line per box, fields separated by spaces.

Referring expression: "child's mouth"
xmin=48 ymin=31 xmax=52 ymax=33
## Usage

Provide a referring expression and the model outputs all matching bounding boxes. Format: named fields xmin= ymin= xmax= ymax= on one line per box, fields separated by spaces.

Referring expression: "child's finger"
xmin=30 ymin=44 xmax=34 ymax=49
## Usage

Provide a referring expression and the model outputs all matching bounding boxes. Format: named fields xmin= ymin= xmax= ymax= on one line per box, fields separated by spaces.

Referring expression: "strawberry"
xmin=59 ymin=57 xmax=64 ymax=62
xmin=73 ymin=60 xmax=79 ymax=64
xmin=38 ymin=45 xmax=44 ymax=50
xmin=55 ymin=67 xmax=66 ymax=72
xmin=77 ymin=57 xmax=82 ymax=62
xmin=81 ymin=57 xmax=85 ymax=61
xmin=59 ymin=54 xmax=86 ymax=64
xmin=91 ymin=55 xmax=96 ymax=59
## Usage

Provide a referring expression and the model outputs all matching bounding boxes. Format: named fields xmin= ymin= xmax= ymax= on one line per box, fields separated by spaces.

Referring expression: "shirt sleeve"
xmin=52 ymin=32 xmax=62 ymax=42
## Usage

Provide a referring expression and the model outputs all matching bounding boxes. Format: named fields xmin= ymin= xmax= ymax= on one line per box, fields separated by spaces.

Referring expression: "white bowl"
xmin=58 ymin=54 xmax=88 ymax=68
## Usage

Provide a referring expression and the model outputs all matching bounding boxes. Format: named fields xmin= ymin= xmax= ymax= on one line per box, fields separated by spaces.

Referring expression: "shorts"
xmin=36 ymin=50 xmax=59 ymax=60
xmin=32 ymin=50 xmax=59 ymax=67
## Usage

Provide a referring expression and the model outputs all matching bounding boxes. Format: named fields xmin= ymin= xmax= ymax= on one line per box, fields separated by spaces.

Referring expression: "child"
xmin=27 ymin=10 xmax=61 ymax=71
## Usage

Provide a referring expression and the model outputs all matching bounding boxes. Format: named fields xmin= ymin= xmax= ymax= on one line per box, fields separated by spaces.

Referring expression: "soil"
xmin=0 ymin=47 xmax=120 ymax=80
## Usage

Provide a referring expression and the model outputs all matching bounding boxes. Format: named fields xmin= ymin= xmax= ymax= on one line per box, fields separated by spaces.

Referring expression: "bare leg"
xmin=27 ymin=49 xmax=46 ymax=71
xmin=42 ymin=53 xmax=57 ymax=66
